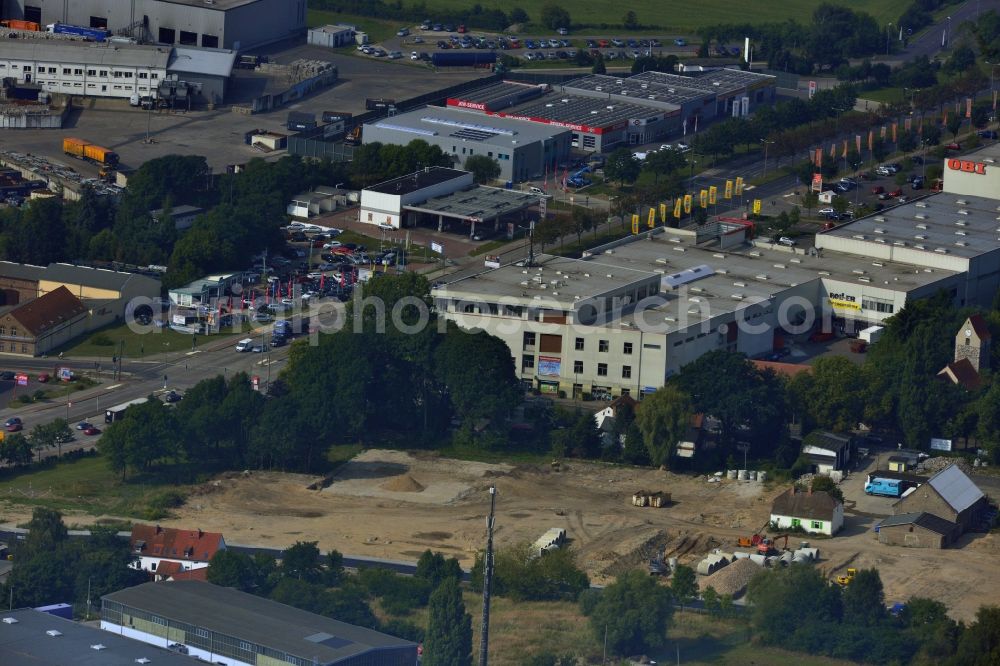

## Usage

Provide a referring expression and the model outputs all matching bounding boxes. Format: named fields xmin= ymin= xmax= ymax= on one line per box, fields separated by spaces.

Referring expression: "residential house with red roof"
xmin=129 ymin=524 xmax=225 ymax=577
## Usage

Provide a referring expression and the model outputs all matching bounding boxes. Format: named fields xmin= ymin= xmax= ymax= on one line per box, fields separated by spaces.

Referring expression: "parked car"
xmin=818 ymin=207 xmax=835 ymax=215
xmin=0 ymin=371 xmax=14 ymax=380
xmin=888 ymin=188 xmax=903 ymax=198
xmin=84 ymin=426 xmax=101 ymax=436
xmin=871 ymin=185 xmax=884 ymax=194
xmin=37 ymin=373 xmax=50 ymax=383
xmin=6 ymin=422 xmax=22 ymax=432
xmin=945 ymin=142 xmax=961 ymax=151
xmin=778 ymin=236 xmax=796 ymax=246
xmin=164 ymin=391 xmax=182 ymax=403
xmin=978 ymin=130 xmax=998 ymax=140
xmin=5 ymin=417 xmax=22 ymax=428
xmin=76 ymin=421 xmax=93 ymax=430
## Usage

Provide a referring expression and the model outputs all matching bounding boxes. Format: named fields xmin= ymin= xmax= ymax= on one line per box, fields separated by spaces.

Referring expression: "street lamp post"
xmin=886 ymin=23 xmax=893 ymax=56
xmin=760 ymin=138 xmax=774 ymax=180
xmin=946 ymin=16 xmax=952 ymax=48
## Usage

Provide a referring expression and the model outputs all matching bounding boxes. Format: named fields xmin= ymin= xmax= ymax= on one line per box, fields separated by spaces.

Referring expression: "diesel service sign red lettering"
xmin=948 ymin=159 xmax=987 ymax=174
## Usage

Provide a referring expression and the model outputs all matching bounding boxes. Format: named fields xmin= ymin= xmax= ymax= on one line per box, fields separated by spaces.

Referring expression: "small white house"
xmin=801 ymin=431 xmax=853 ymax=476
xmin=770 ymin=487 xmax=844 ymax=536
xmin=129 ymin=524 xmax=225 ymax=577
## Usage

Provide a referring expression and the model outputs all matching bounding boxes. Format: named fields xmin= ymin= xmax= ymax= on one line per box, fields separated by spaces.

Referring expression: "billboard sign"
xmin=431 ymin=242 xmax=444 ymax=254
xmin=537 ymin=356 xmax=561 ymax=376
xmin=15 ymin=373 xmax=28 ymax=386
xmin=930 ymin=438 xmax=952 ymax=452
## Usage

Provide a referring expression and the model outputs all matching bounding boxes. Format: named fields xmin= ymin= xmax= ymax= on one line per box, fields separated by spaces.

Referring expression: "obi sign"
xmin=947 ymin=159 xmax=987 ymax=175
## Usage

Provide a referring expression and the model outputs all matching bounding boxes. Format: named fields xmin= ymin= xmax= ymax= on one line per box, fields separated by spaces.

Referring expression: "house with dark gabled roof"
xmin=876 ymin=512 xmax=960 ymax=548
xmin=800 ymin=430 xmax=854 ymax=476
xmin=129 ymin=524 xmax=225 ymax=577
xmin=893 ymin=464 xmax=988 ymax=534
xmin=770 ymin=487 xmax=844 ymax=536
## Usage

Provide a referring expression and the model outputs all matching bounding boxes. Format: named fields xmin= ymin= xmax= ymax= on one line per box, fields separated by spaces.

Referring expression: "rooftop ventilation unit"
xmin=755 ymin=274 xmax=770 ymax=280
xmin=956 ymin=199 xmax=968 ymax=205
xmin=712 ymin=253 xmax=725 ymax=259
xmin=772 ymin=263 xmax=785 ymax=269
xmin=673 ymin=246 xmax=685 ymax=252
xmin=655 ymin=257 xmax=668 ymax=264
xmin=733 ymin=281 xmax=746 ymax=287
xmin=893 ymin=240 xmax=907 ymax=246
xmin=46 ymin=630 xmax=62 ymax=637
xmin=91 ymin=644 xmax=107 ymax=651
xmin=915 ymin=234 xmax=927 ymax=240
xmin=935 ymin=247 xmax=949 ymax=254
xmin=595 ymin=86 xmax=602 ymax=91
xmin=914 ymin=244 xmax=925 ymax=250
xmin=916 ymin=202 xmax=929 ymax=208
xmin=874 ymin=228 xmax=886 ymax=234
xmin=914 ymin=214 xmax=927 ymax=220
xmin=916 ymin=223 xmax=928 ymax=229
xmin=955 ymin=241 xmax=969 ymax=247
xmin=873 ymin=216 xmax=886 ymax=222
xmin=2 ymin=618 xmax=17 ymax=625
xmin=852 ymin=269 xmax=867 ymax=275
xmin=955 ymin=220 xmax=968 ymax=226
xmin=136 ymin=659 xmax=152 ymax=665
xmin=852 ymin=234 xmax=867 ymax=240
xmin=790 ymin=258 xmax=802 ymax=264
xmin=872 ymin=261 xmax=884 ymax=267
xmin=716 ymin=268 xmax=728 ymax=274
xmin=748 ymin=251 xmax=761 ymax=257
xmin=958 ymin=209 xmax=970 ymax=215
xmin=874 ymin=238 xmax=887 ymax=244
xmin=818 ymin=271 xmax=832 ymax=276
xmin=858 ymin=276 xmax=871 ymax=283
xmin=955 ymin=230 xmax=968 ymax=236
xmin=731 ymin=293 xmax=745 ymax=300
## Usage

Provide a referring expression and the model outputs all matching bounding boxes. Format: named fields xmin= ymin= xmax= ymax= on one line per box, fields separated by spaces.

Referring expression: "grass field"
xmin=314 ymin=1 xmax=915 ymax=33
xmin=0 ymin=454 xmax=197 ymax=519
xmin=58 ymin=321 xmax=226 ymax=359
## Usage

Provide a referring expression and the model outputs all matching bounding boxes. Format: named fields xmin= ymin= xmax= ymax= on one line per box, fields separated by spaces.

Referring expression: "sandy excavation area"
xmin=160 ymin=448 xmax=1000 ymax=621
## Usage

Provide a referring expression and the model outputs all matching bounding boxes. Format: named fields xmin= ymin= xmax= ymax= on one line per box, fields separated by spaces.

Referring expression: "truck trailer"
xmin=62 ymin=138 xmax=119 ymax=168
xmin=1 ymin=19 xmax=41 ymax=31
xmin=46 ymin=23 xmax=109 ymax=41
xmin=865 ymin=473 xmax=920 ymax=498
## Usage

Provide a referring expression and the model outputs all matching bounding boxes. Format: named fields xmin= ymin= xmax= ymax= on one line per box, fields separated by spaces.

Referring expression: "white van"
xmin=235 ymin=338 xmax=254 ymax=352
xmin=529 ymin=186 xmax=544 ymax=195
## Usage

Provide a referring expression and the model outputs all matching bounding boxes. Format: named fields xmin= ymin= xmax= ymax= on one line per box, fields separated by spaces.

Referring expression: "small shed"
xmin=877 ymin=512 xmax=959 ymax=549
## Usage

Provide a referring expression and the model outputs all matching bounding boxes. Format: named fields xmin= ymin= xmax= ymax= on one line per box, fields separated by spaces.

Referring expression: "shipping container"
xmin=365 ymin=98 xmax=396 ymax=111
xmin=46 ymin=22 xmax=109 ymax=41
xmin=62 ymin=137 xmax=119 ymax=167
xmin=1 ymin=19 xmax=41 ymax=31
xmin=431 ymin=51 xmax=497 ymax=67
xmin=286 ymin=111 xmax=316 ymax=131
xmin=322 ymin=110 xmax=352 ymax=123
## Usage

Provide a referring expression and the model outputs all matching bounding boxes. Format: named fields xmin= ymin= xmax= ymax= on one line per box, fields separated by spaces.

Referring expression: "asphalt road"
xmin=904 ymin=0 xmax=1000 ymax=61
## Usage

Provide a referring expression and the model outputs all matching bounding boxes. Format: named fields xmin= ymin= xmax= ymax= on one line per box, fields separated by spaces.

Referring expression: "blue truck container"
xmin=46 ymin=23 xmax=109 ymax=41
xmin=431 ymin=51 xmax=497 ymax=67
xmin=865 ymin=478 xmax=903 ymax=497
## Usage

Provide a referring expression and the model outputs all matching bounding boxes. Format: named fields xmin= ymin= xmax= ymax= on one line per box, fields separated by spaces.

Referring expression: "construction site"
xmin=65 ymin=448 xmax=988 ymax=622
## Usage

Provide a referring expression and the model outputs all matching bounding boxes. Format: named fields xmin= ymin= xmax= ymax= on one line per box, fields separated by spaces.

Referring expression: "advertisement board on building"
xmin=431 ymin=242 xmax=444 ymax=254
xmin=484 ymin=255 xmax=502 ymax=269
xmin=930 ymin=438 xmax=953 ymax=452
xmin=172 ymin=314 xmax=189 ymax=326
xmin=57 ymin=367 xmax=73 ymax=381
xmin=15 ymin=373 xmax=28 ymax=386
xmin=537 ymin=356 xmax=561 ymax=376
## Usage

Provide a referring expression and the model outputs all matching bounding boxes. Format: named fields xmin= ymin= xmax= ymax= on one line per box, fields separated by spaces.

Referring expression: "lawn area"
xmin=58 ymin=321 xmax=230 ymax=359
xmin=307 ymin=9 xmax=398 ymax=43
xmin=0 ymin=454 xmax=198 ymax=520
xmin=378 ymin=0 xmax=912 ymax=32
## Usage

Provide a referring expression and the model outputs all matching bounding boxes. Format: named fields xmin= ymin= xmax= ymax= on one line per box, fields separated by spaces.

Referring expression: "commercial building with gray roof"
xmin=434 ymin=146 xmax=1000 ymax=396
xmin=0 ymin=608 xmax=198 ymax=665
xmin=0 ymin=38 xmax=236 ymax=103
xmin=101 ymin=581 xmax=417 ymax=666
xmin=446 ymin=69 xmax=776 ymax=152
xmin=3 ymin=0 xmax=304 ymax=49
xmin=363 ymin=106 xmax=572 ymax=182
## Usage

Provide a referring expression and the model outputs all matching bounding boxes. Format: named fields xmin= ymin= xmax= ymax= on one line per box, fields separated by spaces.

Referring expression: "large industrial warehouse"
xmin=435 ymin=144 xmax=1000 ymax=398
xmin=363 ymin=106 xmax=572 ymax=183
xmin=0 ymin=39 xmax=237 ymax=103
xmin=1 ymin=0 xmax=304 ymax=49
xmin=447 ymin=68 xmax=776 ymax=152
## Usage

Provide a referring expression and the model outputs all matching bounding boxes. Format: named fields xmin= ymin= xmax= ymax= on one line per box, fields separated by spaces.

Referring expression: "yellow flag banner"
xmin=708 ymin=185 xmax=717 ymax=205
xmin=735 ymin=176 xmax=744 ymax=196
xmin=752 ymin=199 xmax=762 ymax=215
xmin=660 ymin=203 xmax=667 ymax=222
xmin=699 ymin=190 xmax=708 ymax=208
xmin=724 ymin=180 xmax=733 ymax=199
xmin=891 ymin=122 xmax=898 ymax=143
xmin=674 ymin=198 xmax=683 ymax=218
xmin=867 ymin=130 xmax=873 ymax=151
xmin=648 ymin=208 xmax=656 ymax=228
xmin=880 ymin=126 xmax=886 ymax=140
xmin=631 ymin=214 xmax=640 ymax=234
xmin=842 ymin=139 xmax=848 ymax=158
xmin=683 ymin=194 xmax=692 ymax=214
xmin=966 ymin=98 xmax=972 ymax=119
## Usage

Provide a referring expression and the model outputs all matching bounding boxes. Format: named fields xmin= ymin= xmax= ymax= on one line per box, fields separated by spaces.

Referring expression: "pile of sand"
xmin=698 ymin=558 xmax=763 ymax=598
xmin=381 ymin=474 xmax=426 ymax=493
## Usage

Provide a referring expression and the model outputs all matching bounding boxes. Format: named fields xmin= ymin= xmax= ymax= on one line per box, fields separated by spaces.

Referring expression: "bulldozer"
xmin=836 ymin=568 xmax=857 ymax=586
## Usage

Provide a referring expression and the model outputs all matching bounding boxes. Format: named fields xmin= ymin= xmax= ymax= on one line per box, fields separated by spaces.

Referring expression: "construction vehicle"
xmin=836 ymin=568 xmax=857 ymax=586
xmin=736 ymin=522 xmax=769 ymax=548
xmin=344 ymin=126 xmax=362 ymax=146
xmin=757 ymin=534 xmax=790 ymax=556
xmin=62 ymin=138 xmax=119 ymax=168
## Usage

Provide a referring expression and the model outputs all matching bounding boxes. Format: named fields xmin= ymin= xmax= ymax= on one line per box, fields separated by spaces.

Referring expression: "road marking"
xmin=105 ymin=384 xmax=122 ymax=390
xmin=186 ymin=350 xmax=203 ymax=356
xmin=744 ymin=185 xmax=756 ymax=191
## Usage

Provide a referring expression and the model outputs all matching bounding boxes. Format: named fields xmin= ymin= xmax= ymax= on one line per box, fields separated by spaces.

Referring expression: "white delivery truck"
xmin=235 ymin=338 xmax=254 ymax=352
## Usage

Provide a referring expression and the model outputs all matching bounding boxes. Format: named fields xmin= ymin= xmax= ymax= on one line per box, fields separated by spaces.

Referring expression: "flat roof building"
xmin=3 ymin=0 xmax=305 ymax=49
xmin=447 ymin=69 xmax=777 ymax=152
xmin=0 ymin=39 xmax=236 ymax=103
xmin=360 ymin=166 xmax=540 ymax=235
xmin=363 ymin=105 xmax=572 ymax=182
xmin=101 ymin=580 xmax=418 ymax=666
xmin=0 ymin=608 xmax=197 ymax=665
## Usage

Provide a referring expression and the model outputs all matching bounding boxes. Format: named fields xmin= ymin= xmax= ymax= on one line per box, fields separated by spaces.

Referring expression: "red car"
xmin=888 ymin=188 xmax=903 ymax=198
xmin=84 ymin=426 xmax=101 ymax=436
xmin=6 ymin=423 xmax=22 ymax=432
xmin=870 ymin=185 xmax=884 ymax=195
xmin=945 ymin=142 xmax=961 ymax=151
xmin=598 ymin=39 xmax=609 ymax=47
xmin=37 ymin=373 xmax=50 ymax=383
xmin=822 ymin=221 xmax=836 ymax=230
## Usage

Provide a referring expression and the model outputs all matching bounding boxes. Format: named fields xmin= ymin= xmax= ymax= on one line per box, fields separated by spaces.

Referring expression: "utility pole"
xmin=478 ymin=485 xmax=497 ymax=666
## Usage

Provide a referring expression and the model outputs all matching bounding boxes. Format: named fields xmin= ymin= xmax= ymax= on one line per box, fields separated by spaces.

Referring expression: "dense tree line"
xmin=309 ymin=0 xmax=524 ymax=32
xmin=469 ymin=543 xmax=589 ymax=602
xmin=748 ymin=565 xmax=1000 ymax=665
xmin=97 ymin=274 xmax=523 ymax=479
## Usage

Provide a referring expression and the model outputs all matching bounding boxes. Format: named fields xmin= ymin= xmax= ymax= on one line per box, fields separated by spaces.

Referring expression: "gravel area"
xmin=698 ymin=558 xmax=764 ymax=598
xmin=917 ymin=457 xmax=974 ymax=476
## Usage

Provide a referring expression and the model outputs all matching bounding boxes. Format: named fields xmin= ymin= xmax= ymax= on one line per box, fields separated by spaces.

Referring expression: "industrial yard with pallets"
xmin=6 ymin=447 xmax=998 ymax=621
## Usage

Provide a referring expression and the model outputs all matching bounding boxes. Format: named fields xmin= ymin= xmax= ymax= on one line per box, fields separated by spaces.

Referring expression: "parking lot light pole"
xmin=760 ymin=138 xmax=774 ymax=181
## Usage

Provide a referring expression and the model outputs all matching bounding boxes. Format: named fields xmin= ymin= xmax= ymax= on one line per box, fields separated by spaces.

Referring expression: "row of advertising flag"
xmin=629 ymin=177 xmax=761 ymax=233
xmin=810 ymin=94 xmax=999 ymax=168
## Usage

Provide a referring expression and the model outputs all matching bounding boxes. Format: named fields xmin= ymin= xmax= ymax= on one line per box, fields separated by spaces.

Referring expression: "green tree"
xmin=643 ymin=148 xmax=686 ymax=184
xmin=788 ymin=356 xmax=865 ymax=432
xmin=509 ymin=8 xmax=529 ymax=24
xmin=809 ymin=475 xmax=845 ymax=503
xmin=98 ymin=396 xmax=178 ymax=479
xmin=670 ymin=564 xmax=698 ymax=609
xmin=591 ymin=53 xmax=606 ymax=74
xmin=747 ymin=565 xmax=842 ymax=648
xmin=281 ymin=541 xmax=325 ymax=583
xmin=801 ymin=190 xmax=819 ymax=216
xmin=831 ymin=195 xmax=849 ymax=217
xmin=464 ymin=154 xmax=502 ymax=184
xmin=583 ymin=570 xmax=674 ymax=656
xmin=207 ymin=549 xmax=256 ymax=592
xmin=951 ymin=605 xmax=1000 ymax=665
xmin=702 ymin=585 xmax=721 ymax=616
xmin=416 ymin=550 xmax=463 ymax=589
xmin=540 ymin=4 xmax=570 ymax=30
xmin=0 ymin=432 xmax=33 ymax=466
xmin=947 ymin=113 xmax=963 ymax=139
xmin=622 ymin=10 xmax=638 ymax=29
xmin=634 ymin=386 xmax=692 ymax=467
xmin=604 ymin=147 xmax=641 ymax=186
xmin=842 ymin=568 xmax=886 ymax=626
xmin=424 ymin=578 xmax=473 ymax=666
